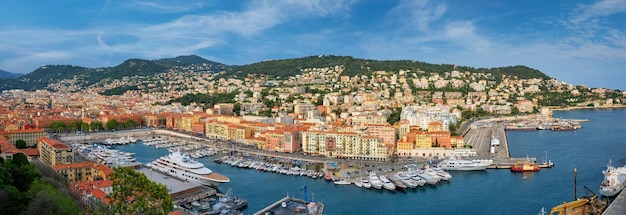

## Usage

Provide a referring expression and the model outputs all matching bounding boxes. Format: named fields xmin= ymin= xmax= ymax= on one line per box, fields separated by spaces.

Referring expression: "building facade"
xmin=37 ymin=137 xmax=74 ymax=166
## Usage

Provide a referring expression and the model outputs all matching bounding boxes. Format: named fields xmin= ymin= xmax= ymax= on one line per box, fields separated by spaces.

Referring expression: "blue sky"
xmin=1 ymin=0 xmax=625 ymax=90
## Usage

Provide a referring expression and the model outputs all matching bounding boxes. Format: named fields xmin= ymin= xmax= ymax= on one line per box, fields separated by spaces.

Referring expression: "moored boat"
xmin=511 ymin=161 xmax=540 ymax=172
xmin=437 ymin=156 xmax=489 ymax=171
xmin=599 ymin=160 xmax=626 ymax=197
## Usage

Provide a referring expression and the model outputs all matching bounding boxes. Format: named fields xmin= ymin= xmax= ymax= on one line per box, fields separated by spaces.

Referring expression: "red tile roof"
xmin=38 ymin=137 xmax=70 ymax=150
xmin=19 ymin=148 xmax=39 ymax=156
xmin=91 ymin=189 xmax=110 ymax=204
xmin=0 ymin=140 xmax=19 ymax=154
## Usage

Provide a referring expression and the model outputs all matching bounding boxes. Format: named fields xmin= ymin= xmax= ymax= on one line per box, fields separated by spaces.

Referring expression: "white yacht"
xmin=368 ymin=172 xmax=383 ymax=189
xmin=412 ymin=170 xmax=439 ymax=185
xmin=146 ymin=151 xmax=230 ymax=187
xmin=379 ymin=176 xmax=396 ymax=191
xmin=360 ymin=178 xmax=372 ymax=189
xmin=395 ymin=172 xmax=418 ymax=188
xmin=437 ymin=156 xmax=489 ymax=171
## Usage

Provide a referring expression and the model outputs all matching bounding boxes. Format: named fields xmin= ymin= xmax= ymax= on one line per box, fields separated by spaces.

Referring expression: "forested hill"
xmin=0 ymin=69 xmax=21 ymax=79
xmin=220 ymin=55 xmax=550 ymax=81
xmin=2 ymin=55 xmax=230 ymax=91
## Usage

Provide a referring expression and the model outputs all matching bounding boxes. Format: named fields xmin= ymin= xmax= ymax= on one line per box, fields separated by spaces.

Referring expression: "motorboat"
xmin=368 ymin=172 xmax=383 ymax=189
xmin=379 ymin=176 xmax=396 ymax=191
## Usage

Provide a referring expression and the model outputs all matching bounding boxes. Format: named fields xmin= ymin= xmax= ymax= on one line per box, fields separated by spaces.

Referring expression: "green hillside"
xmin=1 ymin=55 xmax=230 ymax=91
xmin=220 ymin=55 xmax=550 ymax=81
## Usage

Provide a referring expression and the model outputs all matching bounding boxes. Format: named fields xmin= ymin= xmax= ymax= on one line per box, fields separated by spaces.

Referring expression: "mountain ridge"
xmin=0 ymin=55 xmax=552 ymax=91
xmin=0 ymin=69 xmax=21 ymax=79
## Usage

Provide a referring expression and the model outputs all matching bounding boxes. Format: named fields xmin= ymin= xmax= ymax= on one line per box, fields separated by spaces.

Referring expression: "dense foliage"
xmin=168 ymin=91 xmax=239 ymax=107
xmin=108 ymin=167 xmax=173 ymax=214
xmin=219 ymin=55 xmax=551 ymax=81
xmin=101 ymin=85 xmax=140 ymax=96
xmin=0 ymin=155 xmax=82 ymax=215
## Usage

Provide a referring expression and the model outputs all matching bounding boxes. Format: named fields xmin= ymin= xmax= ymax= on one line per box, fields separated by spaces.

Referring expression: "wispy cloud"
xmin=132 ymin=0 xmax=209 ymax=13
xmin=0 ymin=0 xmax=357 ymax=73
xmin=387 ymin=0 xmax=447 ymax=31
xmin=570 ymin=0 xmax=626 ymax=25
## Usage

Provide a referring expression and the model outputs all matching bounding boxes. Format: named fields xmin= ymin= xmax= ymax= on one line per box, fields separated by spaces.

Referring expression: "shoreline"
xmin=550 ymin=104 xmax=626 ymax=111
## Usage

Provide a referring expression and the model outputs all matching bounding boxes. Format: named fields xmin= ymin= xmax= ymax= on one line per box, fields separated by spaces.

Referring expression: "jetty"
xmin=254 ymin=196 xmax=323 ymax=215
xmin=464 ymin=120 xmax=554 ymax=169
xmin=603 ymin=190 xmax=626 ymax=215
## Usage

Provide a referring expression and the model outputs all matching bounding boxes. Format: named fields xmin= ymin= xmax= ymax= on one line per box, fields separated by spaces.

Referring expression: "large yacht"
xmin=146 ymin=151 xmax=230 ymax=187
xmin=437 ymin=156 xmax=489 ymax=171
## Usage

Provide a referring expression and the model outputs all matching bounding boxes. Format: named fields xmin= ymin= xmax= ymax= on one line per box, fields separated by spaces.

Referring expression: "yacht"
xmin=379 ymin=175 xmax=396 ymax=191
xmin=360 ymin=178 xmax=372 ymax=189
xmin=437 ymin=156 xmax=489 ymax=171
xmin=395 ymin=172 xmax=418 ymax=188
xmin=368 ymin=172 xmax=383 ymax=189
xmin=412 ymin=170 xmax=439 ymax=185
xmin=146 ymin=151 xmax=230 ymax=187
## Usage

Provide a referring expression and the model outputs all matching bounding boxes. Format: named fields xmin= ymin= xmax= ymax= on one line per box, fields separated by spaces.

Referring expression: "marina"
xmin=61 ymin=109 xmax=626 ymax=214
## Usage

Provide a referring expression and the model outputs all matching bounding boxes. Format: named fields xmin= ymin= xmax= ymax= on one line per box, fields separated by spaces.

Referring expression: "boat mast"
xmin=574 ymin=168 xmax=577 ymax=200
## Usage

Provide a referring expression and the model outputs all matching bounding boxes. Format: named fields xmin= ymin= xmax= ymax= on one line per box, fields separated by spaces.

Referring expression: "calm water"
xmin=116 ymin=109 xmax=626 ymax=215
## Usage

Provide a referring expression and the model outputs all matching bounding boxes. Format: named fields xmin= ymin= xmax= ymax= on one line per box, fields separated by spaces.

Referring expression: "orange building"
xmin=365 ymin=124 xmax=396 ymax=148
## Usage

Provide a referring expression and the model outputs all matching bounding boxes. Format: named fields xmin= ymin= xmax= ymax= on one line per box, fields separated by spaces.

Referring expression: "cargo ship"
xmin=599 ymin=160 xmax=626 ymax=197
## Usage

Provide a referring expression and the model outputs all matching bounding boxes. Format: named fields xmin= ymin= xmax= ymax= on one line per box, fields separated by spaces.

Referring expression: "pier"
xmin=464 ymin=120 xmax=554 ymax=169
xmin=603 ymin=191 xmax=626 ymax=215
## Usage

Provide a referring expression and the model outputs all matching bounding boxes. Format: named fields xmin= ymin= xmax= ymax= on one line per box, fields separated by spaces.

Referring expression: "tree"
xmin=12 ymin=153 xmax=29 ymax=167
xmin=90 ymin=121 xmax=104 ymax=131
xmin=49 ymin=122 xmax=66 ymax=133
xmin=108 ymin=167 xmax=173 ymax=214
xmin=105 ymin=119 xmax=118 ymax=131
xmin=70 ymin=120 xmax=82 ymax=132
xmin=15 ymin=140 xmax=27 ymax=149
xmin=124 ymin=119 xmax=139 ymax=129
xmin=233 ymin=103 xmax=241 ymax=116
xmin=81 ymin=122 xmax=90 ymax=132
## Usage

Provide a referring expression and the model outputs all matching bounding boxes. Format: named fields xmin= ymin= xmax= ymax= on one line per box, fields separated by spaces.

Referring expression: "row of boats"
xmin=215 ymin=156 xmax=326 ymax=179
xmin=73 ymin=144 xmax=137 ymax=166
xmin=342 ymin=168 xmax=452 ymax=192
xmin=102 ymin=136 xmax=139 ymax=145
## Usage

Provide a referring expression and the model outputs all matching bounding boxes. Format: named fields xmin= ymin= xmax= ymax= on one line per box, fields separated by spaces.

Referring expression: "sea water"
xmin=116 ymin=108 xmax=626 ymax=214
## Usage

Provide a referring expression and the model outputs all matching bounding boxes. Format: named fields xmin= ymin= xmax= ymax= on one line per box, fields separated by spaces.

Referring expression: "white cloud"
xmin=388 ymin=0 xmax=447 ymax=31
xmin=132 ymin=0 xmax=210 ymax=13
xmin=570 ymin=0 xmax=626 ymax=24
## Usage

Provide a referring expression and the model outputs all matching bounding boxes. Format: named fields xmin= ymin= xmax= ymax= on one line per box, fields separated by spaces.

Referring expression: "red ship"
xmin=511 ymin=161 xmax=541 ymax=172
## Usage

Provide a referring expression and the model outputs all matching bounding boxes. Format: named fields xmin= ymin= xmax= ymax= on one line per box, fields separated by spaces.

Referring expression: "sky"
xmin=1 ymin=0 xmax=625 ymax=90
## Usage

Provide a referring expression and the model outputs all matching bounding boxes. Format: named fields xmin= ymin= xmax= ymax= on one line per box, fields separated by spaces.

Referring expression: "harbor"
xmin=58 ymin=109 xmax=626 ymax=214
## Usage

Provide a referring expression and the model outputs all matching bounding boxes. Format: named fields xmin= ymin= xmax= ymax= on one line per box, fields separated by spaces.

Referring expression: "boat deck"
xmin=203 ymin=172 xmax=230 ymax=182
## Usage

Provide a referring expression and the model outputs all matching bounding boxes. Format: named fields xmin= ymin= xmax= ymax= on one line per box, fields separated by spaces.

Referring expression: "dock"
xmin=254 ymin=196 xmax=323 ymax=215
xmin=603 ymin=191 xmax=626 ymax=215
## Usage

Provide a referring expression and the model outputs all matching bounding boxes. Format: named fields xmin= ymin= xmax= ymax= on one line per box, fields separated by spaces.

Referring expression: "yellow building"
xmin=1 ymin=128 xmax=45 ymax=147
xmin=303 ymin=131 xmax=390 ymax=161
xmin=53 ymin=162 xmax=113 ymax=183
xmin=37 ymin=137 xmax=74 ymax=167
